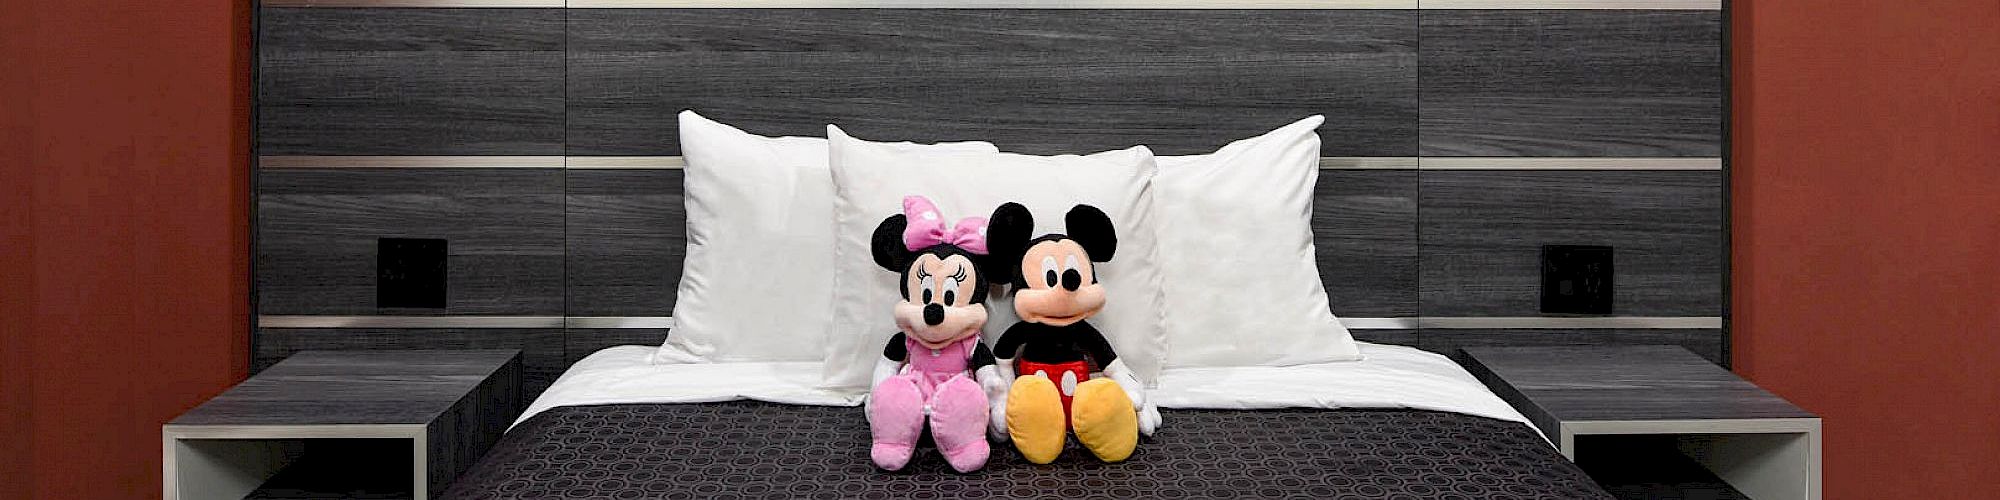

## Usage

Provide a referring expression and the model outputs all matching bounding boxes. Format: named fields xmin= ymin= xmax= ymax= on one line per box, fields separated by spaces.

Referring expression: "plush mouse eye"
xmin=1040 ymin=256 xmax=1059 ymax=288
xmin=940 ymin=277 xmax=960 ymax=306
xmin=919 ymin=275 xmax=935 ymax=303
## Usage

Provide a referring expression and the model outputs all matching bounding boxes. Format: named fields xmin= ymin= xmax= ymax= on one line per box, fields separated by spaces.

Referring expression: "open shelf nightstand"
xmin=1461 ymin=345 xmax=1821 ymax=500
xmin=163 ymin=350 xmax=522 ymax=500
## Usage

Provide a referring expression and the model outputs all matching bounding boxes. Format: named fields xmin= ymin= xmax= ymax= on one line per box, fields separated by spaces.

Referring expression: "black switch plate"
xmin=378 ymin=238 xmax=447 ymax=309
xmin=1541 ymin=245 xmax=1613 ymax=315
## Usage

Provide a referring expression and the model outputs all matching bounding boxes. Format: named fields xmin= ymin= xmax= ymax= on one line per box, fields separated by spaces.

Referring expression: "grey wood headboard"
xmin=252 ymin=2 xmax=1727 ymax=396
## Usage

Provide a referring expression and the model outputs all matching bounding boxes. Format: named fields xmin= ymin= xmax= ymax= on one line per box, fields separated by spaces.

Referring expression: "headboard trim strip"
xmin=257 ymin=0 xmax=1721 ymax=9
xmin=566 ymin=317 xmax=677 ymax=329
xmin=1421 ymin=317 xmax=1722 ymax=329
xmin=260 ymin=156 xmax=566 ymax=169
xmin=257 ymin=315 xmax=1722 ymax=330
xmin=263 ymin=156 xmax=1721 ymax=171
xmin=567 ymin=0 xmax=1422 ymax=7
xmin=259 ymin=315 xmax=566 ymax=328
xmin=1420 ymin=158 xmax=1721 ymax=171
xmin=566 ymin=157 xmax=686 ymax=169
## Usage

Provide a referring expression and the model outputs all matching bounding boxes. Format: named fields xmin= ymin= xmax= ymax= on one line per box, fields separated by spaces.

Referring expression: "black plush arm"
xmin=881 ymin=332 xmax=908 ymax=362
xmin=1072 ymin=322 xmax=1119 ymax=366
xmin=992 ymin=322 xmax=1033 ymax=360
xmin=969 ymin=342 xmax=996 ymax=369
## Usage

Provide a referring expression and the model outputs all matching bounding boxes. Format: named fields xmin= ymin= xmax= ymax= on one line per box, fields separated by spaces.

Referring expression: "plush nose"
xmin=923 ymin=303 xmax=945 ymax=326
xmin=1061 ymin=269 xmax=1082 ymax=291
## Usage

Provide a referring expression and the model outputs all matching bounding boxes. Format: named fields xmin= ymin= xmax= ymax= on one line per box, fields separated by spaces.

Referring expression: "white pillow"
xmin=659 ymin=111 xmax=997 ymax=363
xmin=1154 ymin=116 xmax=1362 ymax=367
xmin=823 ymin=125 xmax=1168 ymax=391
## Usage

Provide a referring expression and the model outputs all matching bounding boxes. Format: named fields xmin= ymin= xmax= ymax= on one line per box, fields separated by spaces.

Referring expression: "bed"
xmin=250 ymin=3 xmax=1727 ymax=499
xmin=445 ymin=344 xmax=1609 ymax=499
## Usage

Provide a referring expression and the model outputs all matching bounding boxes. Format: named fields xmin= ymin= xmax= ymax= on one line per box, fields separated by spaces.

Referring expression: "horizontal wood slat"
xmin=566 ymin=9 xmax=1416 ymax=156
xmin=1418 ymin=170 xmax=1724 ymax=317
xmin=256 ymin=168 xmax=567 ymax=315
xmin=565 ymin=169 xmax=686 ymax=316
xmin=1419 ymin=10 xmax=1723 ymax=156
xmin=258 ymin=8 xmax=567 ymax=155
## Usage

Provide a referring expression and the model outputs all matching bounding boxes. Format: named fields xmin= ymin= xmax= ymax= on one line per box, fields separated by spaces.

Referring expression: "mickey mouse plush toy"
xmin=987 ymin=202 xmax=1161 ymax=464
xmin=865 ymin=196 xmax=1008 ymax=473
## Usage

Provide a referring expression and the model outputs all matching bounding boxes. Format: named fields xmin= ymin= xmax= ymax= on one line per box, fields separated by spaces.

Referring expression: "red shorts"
xmin=1016 ymin=359 xmax=1090 ymax=424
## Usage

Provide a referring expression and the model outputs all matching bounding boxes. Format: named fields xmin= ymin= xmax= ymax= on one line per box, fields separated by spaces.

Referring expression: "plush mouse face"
xmin=1011 ymin=238 xmax=1103 ymax=326
xmin=893 ymin=250 xmax=989 ymax=348
xmin=871 ymin=196 xmax=996 ymax=350
xmin=988 ymin=202 xmax=1118 ymax=328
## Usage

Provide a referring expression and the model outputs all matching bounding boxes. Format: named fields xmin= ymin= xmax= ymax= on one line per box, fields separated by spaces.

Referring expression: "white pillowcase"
xmin=1154 ymin=116 xmax=1361 ymax=367
xmin=823 ymin=125 xmax=1168 ymax=391
xmin=659 ymin=111 xmax=997 ymax=363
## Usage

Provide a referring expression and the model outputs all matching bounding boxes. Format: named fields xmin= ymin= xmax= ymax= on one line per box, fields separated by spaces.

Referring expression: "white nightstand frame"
xmin=1560 ymin=417 xmax=1822 ymax=500
xmin=162 ymin=424 xmax=431 ymax=500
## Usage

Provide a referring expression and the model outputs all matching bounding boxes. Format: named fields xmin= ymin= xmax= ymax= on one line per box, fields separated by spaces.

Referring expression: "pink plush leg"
xmin=868 ymin=374 xmax=926 ymax=471
xmin=927 ymin=374 xmax=992 ymax=473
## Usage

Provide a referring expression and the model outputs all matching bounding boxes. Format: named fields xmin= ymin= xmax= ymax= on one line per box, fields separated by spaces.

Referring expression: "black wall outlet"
xmin=378 ymin=238 xmax=447 ymax=309
xmin=1541 ymin=245 xmax=1613 ymax=315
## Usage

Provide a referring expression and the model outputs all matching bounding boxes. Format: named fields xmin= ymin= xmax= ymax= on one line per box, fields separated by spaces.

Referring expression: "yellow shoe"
xmin=1006 ymin=376 xmax=1068 ymax=464
xmin=1070 ymin=379 xmax=1138 ymax=463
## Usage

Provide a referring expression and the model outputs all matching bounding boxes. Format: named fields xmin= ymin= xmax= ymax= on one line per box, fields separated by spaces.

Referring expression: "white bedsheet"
xmin=519 ymin=343 xmax=1538 ymax=437
xmin=1151 ymin=342 xmax=1534 ymax=429
xmin=515 ymin=346 xmax=863 ymax=427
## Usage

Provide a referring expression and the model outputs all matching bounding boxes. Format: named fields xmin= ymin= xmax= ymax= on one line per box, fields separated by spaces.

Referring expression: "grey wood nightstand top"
xmin=1462 ymin=346 xmax=1824 ymax=499
xmin=1462 ymin=346 xmax=1815 ymax=437
xmin=169 ymin=349 xmax=521 ymax=427
xmin=164 ymin=350 xmax=522 ymax=500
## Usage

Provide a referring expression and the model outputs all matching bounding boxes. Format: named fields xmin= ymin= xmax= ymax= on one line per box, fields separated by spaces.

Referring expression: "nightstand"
xmin=163 ymin=350 xmax=522 ymax=500
xmin=1461 ymin=346 xmax=1821 ymax=500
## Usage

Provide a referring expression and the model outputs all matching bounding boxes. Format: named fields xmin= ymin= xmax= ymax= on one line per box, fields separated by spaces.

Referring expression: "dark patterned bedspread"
xmin=445 ymin=402 xmax=1610 ymax=499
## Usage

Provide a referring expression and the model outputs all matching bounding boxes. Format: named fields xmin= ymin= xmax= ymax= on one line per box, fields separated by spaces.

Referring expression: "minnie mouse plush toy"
xmin=865 ymin=196 xmax=1008 ymax=473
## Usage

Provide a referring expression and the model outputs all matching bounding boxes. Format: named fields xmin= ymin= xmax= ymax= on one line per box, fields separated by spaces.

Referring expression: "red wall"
xmin=1732 ymin=1 xmax=2000 ymax=498
xmin=2 ymin=1 xmax=1997 ymax=499
xmin=2 ymin=2 xmax=37 ymax=497
xmin=0 ymin=0 xmax=253 ymax=498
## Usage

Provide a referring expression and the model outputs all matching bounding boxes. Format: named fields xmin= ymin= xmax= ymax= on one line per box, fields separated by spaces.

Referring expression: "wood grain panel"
xmin=180 ymin=350 xmax=521 ymax=498
xmin=179 ymin=350 xmax=521 ymax=426
xmin=254 ymin=329 xmax=563 ymax=396
xmin=565 ymin=169 xmax=686 ymax=316
xmin=1314 ymin=169 xmax=1418 ymax=317
xmin=1461 ymin=346 xmax=1811 ymax=424
xmin=428 ymin=358 xmax=521 ymax=496
xmin=564 ymin=328 xmax=670 ymax=364
xmin=257 ymin=168 xmax=566 ymax=315
xmin=1419 ymin=10 xmax=1722 ymax=156
xmin=258 ymin=8 xmax=565 ymax=155
xmin=1425 ymin=329 xmax=1724 ymax=366
xmin=566 ymin=9 xmax=1416 ymax=156
xmin=1350 ymin=329 xmax=1420 ymax=349
xmin=1418 ymin=170 xmax=1722 ymax=317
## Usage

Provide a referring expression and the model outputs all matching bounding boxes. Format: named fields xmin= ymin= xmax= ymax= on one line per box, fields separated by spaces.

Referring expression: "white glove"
xmin=1102 ymin=359 xmax=1161 ymax=436
xmin=1136 ymin=400 xmax=1162 ymax=437
xmin=864 ymin=355 xmax=903 ymax=425
xmin=976 ymin=359 xmax=1014 ymax=442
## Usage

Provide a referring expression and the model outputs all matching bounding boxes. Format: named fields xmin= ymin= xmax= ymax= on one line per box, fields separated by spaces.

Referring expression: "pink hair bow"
xmin=901 ymin=195 xmax=989 ymax=255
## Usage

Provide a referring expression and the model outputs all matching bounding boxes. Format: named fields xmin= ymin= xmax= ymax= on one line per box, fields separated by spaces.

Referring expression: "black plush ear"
xmin=1065 ymin=204 xmax=1117 ymax=262
xmin=965 ymin=252 xmax=994 ymax=304
xmin=871 ymin=214 xmax=912 ymax=272
xmin=986 ymin=202 xmax=1036 ymax=283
